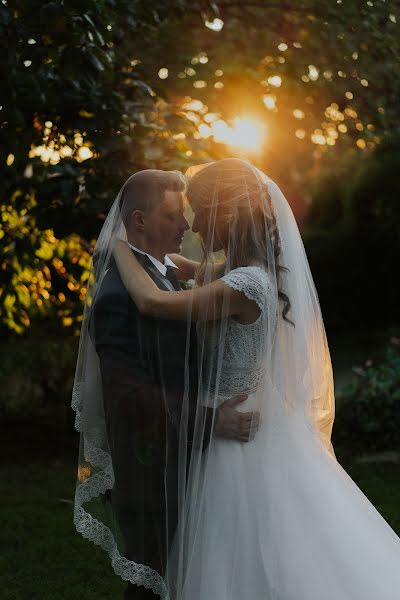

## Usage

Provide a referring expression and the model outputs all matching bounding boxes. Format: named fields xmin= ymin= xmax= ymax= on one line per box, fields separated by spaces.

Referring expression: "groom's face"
xmin=143 ymin=190 xmax=189 ymax=256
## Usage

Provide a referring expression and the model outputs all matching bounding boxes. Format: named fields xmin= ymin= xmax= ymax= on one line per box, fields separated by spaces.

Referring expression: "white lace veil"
xmin=71 ymin=160 xmax=335 ymax=599
xmin=71 ymin=169 xmax=193 ymax=598
xmin=166 ymin=159 xmax=335 ymax=599
xmin=184 ymin=159 xmax=335 ymax=450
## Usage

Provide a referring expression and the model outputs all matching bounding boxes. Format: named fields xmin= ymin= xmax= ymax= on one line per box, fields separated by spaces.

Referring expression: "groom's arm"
xmin=192 ymin=397 xmax=259 ymax=450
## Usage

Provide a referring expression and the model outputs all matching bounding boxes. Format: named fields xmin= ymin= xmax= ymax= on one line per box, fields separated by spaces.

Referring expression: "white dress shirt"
xmin=128 ymin=243 xmax=178 ymax=291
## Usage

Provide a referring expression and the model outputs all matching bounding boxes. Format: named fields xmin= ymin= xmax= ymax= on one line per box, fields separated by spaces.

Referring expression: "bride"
xmin=113 ymin=158 xmax=400 ymax=599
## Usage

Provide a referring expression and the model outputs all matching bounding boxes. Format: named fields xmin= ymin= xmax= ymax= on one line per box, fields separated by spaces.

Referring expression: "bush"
xmin=334 ymin=337 xmax=400 ymax=453
xmin=304 ymin=133 xmax=400 ymax=331
xmin=0 ymin=334 xmax=78 ymax=426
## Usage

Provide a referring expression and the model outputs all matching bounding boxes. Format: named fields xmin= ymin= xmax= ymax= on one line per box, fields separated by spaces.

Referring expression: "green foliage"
xmin=0 ymin=0 xmax=205 ymax=335
xmin=0 ymin=335 xmax=78 ymax=423
xmin=345 ymin=131 xmax=400 ymax=244
xmin=304 ymin=134 xmax=400 ymax=329
xmin=145 ymin=0 xmax=400 ymax=178
xmin=2 ymin=1 xmax=400 ymax=334
xmin=334 ymin=338 xmax=400 ymax=453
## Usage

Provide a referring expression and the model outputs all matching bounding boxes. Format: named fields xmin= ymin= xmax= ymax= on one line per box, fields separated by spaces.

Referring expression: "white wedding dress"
xmin=175 ymin=266 xmax=400 ymax=600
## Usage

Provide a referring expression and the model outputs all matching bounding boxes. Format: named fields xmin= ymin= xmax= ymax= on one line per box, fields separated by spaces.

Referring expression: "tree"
xmin=127 ymin=0 xmax=399 ymax=226
xmin=1 ymin=0 xmax=399 ymax=333
xmin=0 ymin=0 xmax=209 ymax=333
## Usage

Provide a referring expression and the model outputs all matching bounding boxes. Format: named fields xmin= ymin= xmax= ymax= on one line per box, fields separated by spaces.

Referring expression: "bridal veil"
xmin=71 ymin=159 xmax=336 ymax=598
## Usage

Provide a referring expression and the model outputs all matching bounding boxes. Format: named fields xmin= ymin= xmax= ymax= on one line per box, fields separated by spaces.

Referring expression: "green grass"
xmin=0 ymin=459 xmax=126 ymax=600
xmin=0 ymin=425 xmax=126 ymax=600
xmin=338 ymin=458 xmax=400 ymax=535
xmin=1 ymin=428 xmax=399 ymax=600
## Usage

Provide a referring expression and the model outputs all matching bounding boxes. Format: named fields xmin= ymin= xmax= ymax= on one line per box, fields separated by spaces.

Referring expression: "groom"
xmin=92 ymin=169 xmax=258 ymax=599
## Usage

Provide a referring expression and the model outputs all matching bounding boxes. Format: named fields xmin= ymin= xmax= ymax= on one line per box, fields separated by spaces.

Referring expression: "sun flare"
xmin=199 ymin=115 xmax=265 ymax=152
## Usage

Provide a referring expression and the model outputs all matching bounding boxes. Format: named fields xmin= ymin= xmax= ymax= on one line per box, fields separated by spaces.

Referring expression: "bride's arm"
xmin=168 ymin=253 xmax=226 ymax=283
xmin=167 ymin=254 xmax=199 ymax=281
xmin=114 ymin=240 xmax=248 ymax=322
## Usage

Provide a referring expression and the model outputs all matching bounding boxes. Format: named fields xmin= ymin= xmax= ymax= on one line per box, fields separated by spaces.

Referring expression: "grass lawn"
xmin=1 ymin=426 xmax=399 ymax=600
xmin=1 ymin=425 xmax=126 ymax=600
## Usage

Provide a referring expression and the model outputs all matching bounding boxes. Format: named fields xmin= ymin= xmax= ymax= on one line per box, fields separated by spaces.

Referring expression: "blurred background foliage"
xmin=1 ymin=0 xmax=399 ymax=437
xmin=334 ymin=336 xmax=400 ymax=453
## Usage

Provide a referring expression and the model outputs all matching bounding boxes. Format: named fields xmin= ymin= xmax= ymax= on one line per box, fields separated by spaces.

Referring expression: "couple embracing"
xmin=72 ymin=159 xmax=400 ymax=600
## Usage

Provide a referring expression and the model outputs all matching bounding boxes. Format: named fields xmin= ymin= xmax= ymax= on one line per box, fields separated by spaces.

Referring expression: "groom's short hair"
xmin=120 ymin=169 xmax=186 ymax=229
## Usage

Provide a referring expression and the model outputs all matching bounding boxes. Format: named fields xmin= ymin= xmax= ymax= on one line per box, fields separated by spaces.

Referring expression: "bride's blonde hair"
xmin=186 ymin=159 xmax=293 ymax=324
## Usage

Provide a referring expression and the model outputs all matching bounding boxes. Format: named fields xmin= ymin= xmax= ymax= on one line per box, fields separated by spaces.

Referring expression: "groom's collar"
xmin=127 ymin=243 xmax=177 ymax=277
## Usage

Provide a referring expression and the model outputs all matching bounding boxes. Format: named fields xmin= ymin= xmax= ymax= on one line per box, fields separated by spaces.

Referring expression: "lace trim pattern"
xmin=222 ymin=266 xmax=273 ymax=311
xmin=71 ymin=384 xmax=169 ymax=599
xmin=201 ymin=267 xmax=277 ymax=402
xmin=206 ymin=366 xmax=265 ymax=403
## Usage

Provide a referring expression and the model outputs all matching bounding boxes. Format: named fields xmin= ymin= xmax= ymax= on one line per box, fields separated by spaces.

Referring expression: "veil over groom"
xmin=72 ymin=168 xmax=259 ymax=600
xmin=72 ymin=161 xmax=400 ymax=600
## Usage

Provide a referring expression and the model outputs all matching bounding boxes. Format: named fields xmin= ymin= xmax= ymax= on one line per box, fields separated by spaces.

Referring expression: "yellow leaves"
xmin=4 ymin=294 xmax=16 ymax=310
xmin=325 ymin=104 xmax=344 ymax=122
xmin=7 ymin=320 xmax=25 ymax=334
xmin=42 ymin=265 xmax=51 ymax=279
xmin=344 ymin=107 xmax=358 ymax=119
xmin=1 ymin=214 xmax=91 ymax=333
xmin=44 ymin=229 xmax=56 ymax=243
xmin=79 ymin=109 xmax=95 ymax=118
xmin=78 ymin=255 xmax=91 ymax=269
xmin=2 ymin=292 xmax=26 ymax=333
xmin=52 ymin=257 xmax=64 ymax=270
xmin=16 ymin=284 xmax=31 ymax=308
xmin=20 ymin=311 xmax=30 ymax=327
xmin=35 ymin=240 xmax=54 ymax=260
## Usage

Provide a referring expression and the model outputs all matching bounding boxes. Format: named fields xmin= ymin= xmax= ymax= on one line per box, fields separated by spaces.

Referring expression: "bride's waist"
xmin=201 ymin=366 xmax=267 ymax=407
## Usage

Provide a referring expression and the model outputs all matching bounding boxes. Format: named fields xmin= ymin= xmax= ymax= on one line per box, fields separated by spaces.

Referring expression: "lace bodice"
xmin=199 ymin=266 xmax=278 ymax=403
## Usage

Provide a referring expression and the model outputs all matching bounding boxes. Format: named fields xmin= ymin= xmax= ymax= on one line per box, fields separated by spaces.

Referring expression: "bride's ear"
xmin=131 ymin=209 xmax=145 ymax=232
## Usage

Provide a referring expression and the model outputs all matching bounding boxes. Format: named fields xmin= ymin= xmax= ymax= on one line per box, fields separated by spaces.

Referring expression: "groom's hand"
xmin=214 ymin=394 xmax=260 ymax=442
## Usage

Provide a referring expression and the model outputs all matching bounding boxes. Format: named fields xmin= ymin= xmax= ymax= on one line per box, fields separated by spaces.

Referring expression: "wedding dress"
xmin=72 ymin=159 xmax=400 ymax=600
xmin=172 ymin=265 xmax=400 ymax=600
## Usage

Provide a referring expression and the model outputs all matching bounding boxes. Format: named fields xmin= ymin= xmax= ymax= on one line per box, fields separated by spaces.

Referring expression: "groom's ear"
xmin=131 ymin=209 xmax=145 ymax=232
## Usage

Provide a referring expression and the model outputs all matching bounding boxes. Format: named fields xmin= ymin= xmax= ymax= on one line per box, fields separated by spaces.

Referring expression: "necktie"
xmin=165 ymin=266 xmax=181 ymax=291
